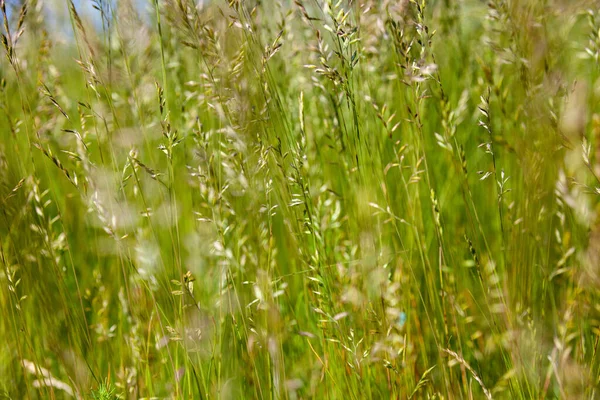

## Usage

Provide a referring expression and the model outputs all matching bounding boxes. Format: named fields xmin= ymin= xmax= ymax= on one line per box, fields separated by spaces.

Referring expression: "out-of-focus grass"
xmin=1 ymin=0 xmax=600 ymax=398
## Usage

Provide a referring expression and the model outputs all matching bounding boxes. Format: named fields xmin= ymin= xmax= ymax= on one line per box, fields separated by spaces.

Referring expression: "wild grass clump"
xmin=1 ymin=0 xmax=600 ymax=398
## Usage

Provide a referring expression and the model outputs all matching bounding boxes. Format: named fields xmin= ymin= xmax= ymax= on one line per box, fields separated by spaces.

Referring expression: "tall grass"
xmin=1 ymin=0 xmax=600 ymax=398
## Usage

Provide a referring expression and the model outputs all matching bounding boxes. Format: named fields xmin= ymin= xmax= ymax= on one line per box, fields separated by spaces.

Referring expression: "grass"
xmin=1 ymin=0 xmax=600 ymax=398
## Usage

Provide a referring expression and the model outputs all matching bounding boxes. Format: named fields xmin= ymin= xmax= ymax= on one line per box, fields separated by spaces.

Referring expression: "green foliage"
xmin=1 ymin=0 xmax=600 ymax=398
xmin=91 ymin=380 xmax=117 ymax=400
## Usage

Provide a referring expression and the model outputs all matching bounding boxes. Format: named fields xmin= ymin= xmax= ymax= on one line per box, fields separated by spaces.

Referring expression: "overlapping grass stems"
xmin=1 ymin=0 xmax=599 ymax=397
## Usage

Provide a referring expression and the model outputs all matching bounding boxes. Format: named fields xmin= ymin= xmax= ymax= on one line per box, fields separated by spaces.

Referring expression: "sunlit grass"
xmin=1 ymin=0 xmax=600 ymax=398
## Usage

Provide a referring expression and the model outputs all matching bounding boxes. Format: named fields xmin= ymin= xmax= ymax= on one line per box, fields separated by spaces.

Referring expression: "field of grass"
xmin=1 ymin=0 xmax=600 ymax=398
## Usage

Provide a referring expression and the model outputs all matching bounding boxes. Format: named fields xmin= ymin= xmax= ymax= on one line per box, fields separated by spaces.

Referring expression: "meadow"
xmin=1 ymin=0 xmax=600 ymax=398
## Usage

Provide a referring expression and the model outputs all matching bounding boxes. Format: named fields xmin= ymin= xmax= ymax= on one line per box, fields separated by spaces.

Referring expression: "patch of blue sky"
xmin=2 ymin=0 xmax=152 ymax=39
